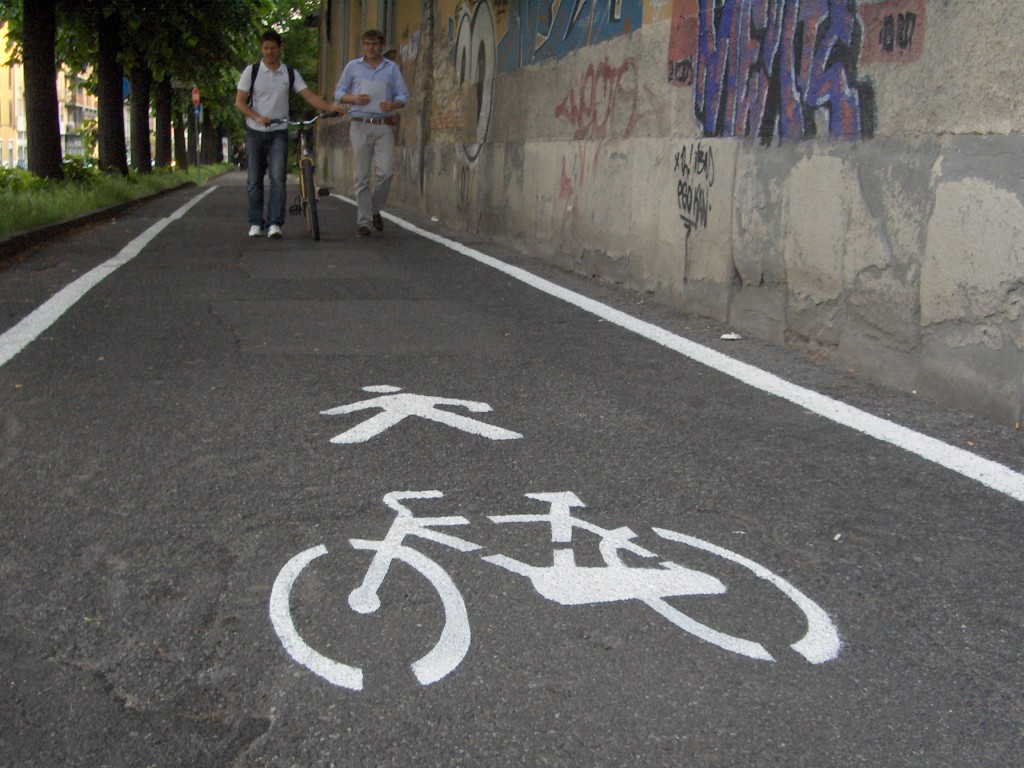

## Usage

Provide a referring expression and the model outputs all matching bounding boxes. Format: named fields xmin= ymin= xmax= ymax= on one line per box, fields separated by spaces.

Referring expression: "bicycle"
xmin=269 ymin=112 xmax=336 ymax=241
xmin=270 ymin=489 xmax=841 ymax=691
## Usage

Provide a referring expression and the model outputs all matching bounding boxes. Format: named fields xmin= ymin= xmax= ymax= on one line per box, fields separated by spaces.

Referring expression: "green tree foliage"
xmin=0 ymin=0 xmax=323 ymax=178
xmin=281 ymin=3 xmax=323 ymax=118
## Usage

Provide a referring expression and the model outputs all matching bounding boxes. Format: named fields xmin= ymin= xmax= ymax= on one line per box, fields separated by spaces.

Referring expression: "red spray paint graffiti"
xmin=555 ymin=57 xmax=641 ymax=144
xmin=553 ymin=56 xmax=652 ymax=245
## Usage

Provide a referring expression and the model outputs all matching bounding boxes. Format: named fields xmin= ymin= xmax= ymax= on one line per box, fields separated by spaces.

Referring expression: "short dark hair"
xmin=361 ymin=29 xmax=385 ymax=43
xmin=261 ymin=30 xmax=282 ymax=46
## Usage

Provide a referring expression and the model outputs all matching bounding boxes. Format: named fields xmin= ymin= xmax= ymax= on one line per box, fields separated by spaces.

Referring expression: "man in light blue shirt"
xmin=333 ymin=29 xmax=410 ymax=237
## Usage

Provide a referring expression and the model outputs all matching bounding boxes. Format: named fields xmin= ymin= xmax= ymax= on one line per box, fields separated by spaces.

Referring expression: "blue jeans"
xmin=246 ymin=128 xmax=289 ymax=227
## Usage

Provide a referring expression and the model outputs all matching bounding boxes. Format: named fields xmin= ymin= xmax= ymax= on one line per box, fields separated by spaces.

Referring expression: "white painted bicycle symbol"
xmin=270 ymin=491 xmax=841 ymax=691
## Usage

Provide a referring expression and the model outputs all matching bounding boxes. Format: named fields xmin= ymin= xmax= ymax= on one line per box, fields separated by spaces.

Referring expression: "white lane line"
xmin=0 ymin=186 xmax=217 ymax=369
xmin=334 ymin=195 xmax=1024 ymax=504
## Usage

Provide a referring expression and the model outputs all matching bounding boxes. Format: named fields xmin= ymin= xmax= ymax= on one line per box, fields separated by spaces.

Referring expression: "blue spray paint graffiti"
xmin=693 ymin=0 xmax=876 ymax=142
xmin=496 ymin=1 xmax=644 ymax=71
xmin=448 ymin=1 xmax=645 ymax=162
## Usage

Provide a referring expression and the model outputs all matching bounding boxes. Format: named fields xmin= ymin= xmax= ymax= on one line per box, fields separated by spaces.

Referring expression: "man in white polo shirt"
xmin=234 ymin=30 xmax=343 ymax=239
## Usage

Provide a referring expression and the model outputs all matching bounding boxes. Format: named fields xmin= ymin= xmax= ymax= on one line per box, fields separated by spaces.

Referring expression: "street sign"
xmin=191 ymin=86 xmax=200 ymax=106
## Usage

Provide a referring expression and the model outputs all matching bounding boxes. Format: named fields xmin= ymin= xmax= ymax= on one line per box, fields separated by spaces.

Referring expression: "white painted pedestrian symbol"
xmin=321 ymin=385 xmax=523 ymax=443
xmin=270 ymin=490 xmax=841 ymax=691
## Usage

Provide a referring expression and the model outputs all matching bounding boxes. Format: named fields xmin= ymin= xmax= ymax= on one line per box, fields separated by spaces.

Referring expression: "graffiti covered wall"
xmin=668 ymin=0 xmax=926 ymax=141
xmin=320 ymin=0 xmax=1024 ymax=424
xmin=670 ymin=0 xmax=878 ymax=141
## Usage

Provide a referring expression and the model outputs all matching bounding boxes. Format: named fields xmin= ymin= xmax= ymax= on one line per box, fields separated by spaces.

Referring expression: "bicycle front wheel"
xmin=301 ymin=160 xmax=320 ymax=241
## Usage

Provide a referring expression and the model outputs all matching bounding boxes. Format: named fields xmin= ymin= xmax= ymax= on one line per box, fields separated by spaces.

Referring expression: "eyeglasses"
xmin=362 ymin=41 xmax=383 ymax=46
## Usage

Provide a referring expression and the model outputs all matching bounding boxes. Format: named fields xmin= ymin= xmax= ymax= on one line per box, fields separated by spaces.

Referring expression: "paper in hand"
xmin=358 ymin=81 xmax=388 ymax=114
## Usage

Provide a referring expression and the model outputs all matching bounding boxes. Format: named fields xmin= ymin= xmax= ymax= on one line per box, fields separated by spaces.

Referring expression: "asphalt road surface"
xmin=2 ymin=172 xmax=1023 ymax=767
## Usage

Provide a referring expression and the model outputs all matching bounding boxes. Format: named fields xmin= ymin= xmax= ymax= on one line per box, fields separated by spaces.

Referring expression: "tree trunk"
xmin=173 ymin=111 xmax=188 ymax=170
xmin=187 ymin=105 xmax=198 ymax=167
xmin=200 ymin=108 xmax=219 ymax=163
xmin=96 ymin=8 xmax=128 ymax=175
xmin=153 ymin=77 xmax=173 ymax=168
xmin=129 ymin=65 xmax=153 ymax=172
xmin=23 ymin=0 xmax=63 ymax=179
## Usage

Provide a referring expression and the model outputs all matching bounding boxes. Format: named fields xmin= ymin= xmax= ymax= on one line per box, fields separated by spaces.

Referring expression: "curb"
xmin=0 ymin=181 xmax=197 ymax=264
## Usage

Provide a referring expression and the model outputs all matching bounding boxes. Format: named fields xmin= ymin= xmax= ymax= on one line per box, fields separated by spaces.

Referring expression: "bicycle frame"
xmin=271 ymin=112 xmax=336 ymax=241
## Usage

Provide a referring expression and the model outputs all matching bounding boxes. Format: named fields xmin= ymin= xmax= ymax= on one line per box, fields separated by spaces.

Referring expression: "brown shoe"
xmin=357 ymin=226 xmax=371 ymax=237
xmin=372 ymin=214 xmax=384 ymax=232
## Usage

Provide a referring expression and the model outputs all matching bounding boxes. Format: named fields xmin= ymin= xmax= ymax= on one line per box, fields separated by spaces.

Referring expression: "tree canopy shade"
xmin=0 ymin=0 xmax=320 ymax=177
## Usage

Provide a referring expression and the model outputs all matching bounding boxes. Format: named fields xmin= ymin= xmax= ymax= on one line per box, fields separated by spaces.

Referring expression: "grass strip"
xmin=0 ymin=164 xmax=230 ymax=238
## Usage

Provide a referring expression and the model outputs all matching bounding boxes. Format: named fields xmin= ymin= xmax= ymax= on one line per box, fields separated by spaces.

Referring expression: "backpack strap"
xmin=247 ymin=61 xmax=259 ymax=107
xmin=248 ymin=62 xmax=295 ymax=107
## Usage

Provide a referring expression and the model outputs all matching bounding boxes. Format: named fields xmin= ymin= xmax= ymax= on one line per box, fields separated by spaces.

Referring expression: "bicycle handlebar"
xmin=266 ymin=112 xmax=342 ymax=127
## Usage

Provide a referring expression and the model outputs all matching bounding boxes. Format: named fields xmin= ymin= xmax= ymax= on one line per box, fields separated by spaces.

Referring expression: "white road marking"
xmin=269 ymin=545 xmax=364 ymax=691
xmin=321 ymin=385 xmax=522 ymax=443
xmin=0 ymin=187 xmax=217 ymax=369
xmin=486 ymin=491 xmax=833 ymax=663
xmin=4 ymin=188 xmax=1019 ymax=503
xmin=337 ymin=196 xmax=1024 ymax=504
xmin=356 ymin=541 xmax=473 ymax=686
xmin=653 ymin=527 xmax=842 ymax=664
xmin=271 ymin=491 xmax=479 ymax=688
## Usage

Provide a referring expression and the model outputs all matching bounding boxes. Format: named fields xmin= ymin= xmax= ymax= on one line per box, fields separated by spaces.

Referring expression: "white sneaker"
xmin=248 ymin=225 xmax=264 ymax=237
xmin=267 ymin=224 xmax=282 ymax=239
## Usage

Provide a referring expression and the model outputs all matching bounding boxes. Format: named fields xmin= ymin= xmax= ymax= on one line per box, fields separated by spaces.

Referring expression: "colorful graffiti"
xmin=440 ymin=0 xmax=925 ymax=157
xmin=440 ymin=1 xmax=663 ymax=242
xmin=446 ymin=1 xmax=649 ymax=163
xmin=495 ymin=1 xmax=644 ymax=70
xmin=669 ymin=0 xmax=879 ymax=142
xmin=445 ymin=1 xmax=646 ymax=79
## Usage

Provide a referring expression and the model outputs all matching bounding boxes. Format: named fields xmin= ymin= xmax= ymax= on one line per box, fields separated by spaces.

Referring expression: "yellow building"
xmin=58 ymin=68 xmax=97 ymax=158
xmin=0 ymin=22 xmax=98 ymax=167
xmin=0 ymin=22 xmax=26 ymax=167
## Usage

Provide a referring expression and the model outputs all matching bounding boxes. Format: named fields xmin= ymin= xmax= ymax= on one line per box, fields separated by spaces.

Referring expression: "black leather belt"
xmin=350 ymin=116 xmax=396 ymax=125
